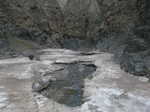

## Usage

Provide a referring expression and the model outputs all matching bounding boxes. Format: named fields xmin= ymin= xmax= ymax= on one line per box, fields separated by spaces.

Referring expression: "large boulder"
xmin=120 ymin=0 xmax=150 ymax=78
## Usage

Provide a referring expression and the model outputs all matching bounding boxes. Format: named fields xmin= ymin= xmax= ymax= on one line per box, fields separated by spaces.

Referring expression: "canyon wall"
xmin=0 ymin=0 xmax=149 ymax=77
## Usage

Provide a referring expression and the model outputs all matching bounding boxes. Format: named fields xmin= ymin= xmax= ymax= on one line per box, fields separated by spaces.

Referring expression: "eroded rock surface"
xmin=0 ymin=49 xmax=149 ymax=112
xmin=33 ymin=62 xmax=96 ymax=107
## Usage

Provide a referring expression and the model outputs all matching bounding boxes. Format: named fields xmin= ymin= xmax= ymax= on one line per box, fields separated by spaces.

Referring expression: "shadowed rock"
xmin=33 ymin=62 xmax=97 ymax=107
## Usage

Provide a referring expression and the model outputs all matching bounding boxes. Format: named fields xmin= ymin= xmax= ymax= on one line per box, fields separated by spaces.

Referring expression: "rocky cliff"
xmin=0 ymin=0 xmax=149 ymax=77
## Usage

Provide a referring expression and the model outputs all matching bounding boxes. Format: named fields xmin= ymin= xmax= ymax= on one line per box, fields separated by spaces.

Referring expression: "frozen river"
xmin=0 ymin=49 xmax=150 ymax=112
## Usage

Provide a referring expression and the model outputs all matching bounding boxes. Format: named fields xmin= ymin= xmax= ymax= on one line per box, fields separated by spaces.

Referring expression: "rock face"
xmin=0 ymin=0 xmax=139 ymax=41
xmin=120 ymin=0 xmax=150 ymax=77
xmin=0 ymin=0 xmax=150 ymax=77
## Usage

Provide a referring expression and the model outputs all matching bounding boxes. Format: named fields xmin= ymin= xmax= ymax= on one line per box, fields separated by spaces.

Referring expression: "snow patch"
xmin=0 ymin=88 xmax=9 ymax=109
xmin=81 ymin=88 xmax=150 ymax=112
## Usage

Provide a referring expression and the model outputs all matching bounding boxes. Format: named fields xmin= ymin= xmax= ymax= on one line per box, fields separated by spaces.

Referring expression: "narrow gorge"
xmin=0 ymin=0 xmax=150 ymax=112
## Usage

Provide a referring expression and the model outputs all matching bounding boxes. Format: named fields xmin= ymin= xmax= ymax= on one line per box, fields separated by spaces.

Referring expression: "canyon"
xmin=0 ymin=0 xmax=150 ymax=112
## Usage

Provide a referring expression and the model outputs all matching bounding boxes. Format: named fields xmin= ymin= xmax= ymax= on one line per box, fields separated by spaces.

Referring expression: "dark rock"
xmin=0 ymin=40 xmax=8 ymax=49
xmin=59 ymin=34 xmax=95 ymax=51
xmin=120 ymin=44 xmax=150 ymax=77
xmin=118 ymin=0 xmax=150 ymax=78
xmin=28 ymin=55 xmax=34 ymax=60
xmin=33 ymin=62 xmax=97 ymax=107
xmin=32 ymin=76 xmax=55 ymax=92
